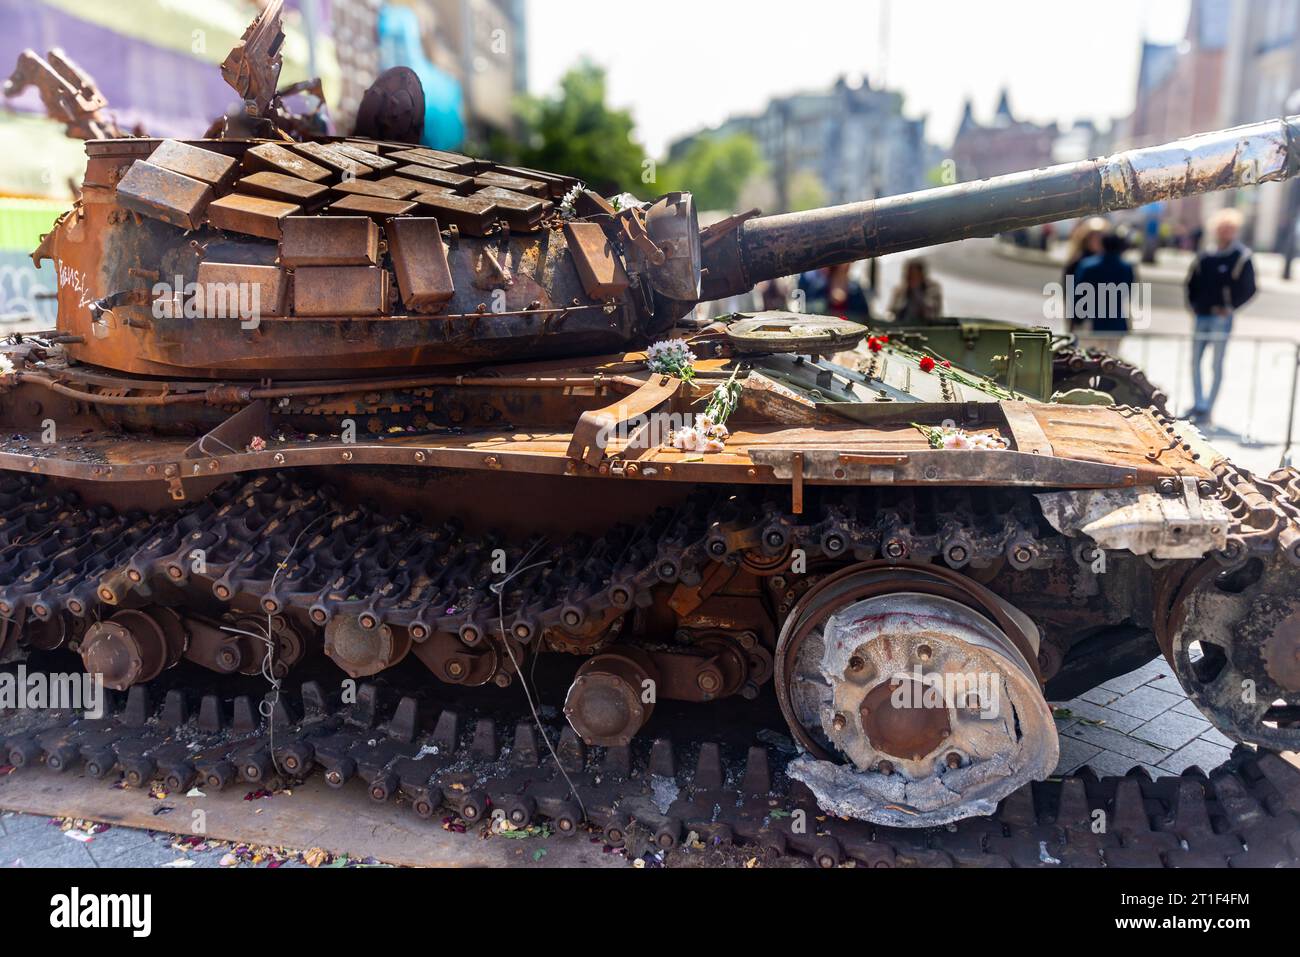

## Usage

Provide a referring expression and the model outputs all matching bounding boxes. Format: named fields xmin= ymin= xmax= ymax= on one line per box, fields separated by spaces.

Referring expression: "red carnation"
xmin=868 ymin=336 xmax=883 ymax=352
xmin=919 ymin=356 xmax=936 ymax=372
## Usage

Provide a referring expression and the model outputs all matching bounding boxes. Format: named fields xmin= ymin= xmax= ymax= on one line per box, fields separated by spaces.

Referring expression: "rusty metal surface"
xmin=238 ymin=171 xmax=330 ymax=207
xmin=242 ymin=142 xmax=332 ymax=182
xmin=114 ymin=161 xmax=213 ymax=231
xmin=353 ymin=66 xmax=426 ymax=144
xmin=292 ymin=266 xmax=388 ymax=317
xmin=207 ymin=192 xmax=300 ymax=239
xmin=331 ymin=177 xmax=421 ymax=200
xmin=395 ymin=163 xmax=473 ymax=189
xmin=280 ymin=215 xmax=379 ymax=266
xmin=565 ymin=221 xmax=630 ymax=299
xmin=147 ymin=139 xmax=240 ymax=187
xmin=386 ymin=218 xmax=454 ymax=312
xmin=290 ymin=141 xmax=374 ymax=179
xmin=3 ymin=47 xmax=123 ymax=139
xmin=326 ymin=196 xmax=417 ymax=220
xmin=194 ymin=261 xmax=287 ymax=317
xmin=412 ymin=192 xmax=498 ymax=235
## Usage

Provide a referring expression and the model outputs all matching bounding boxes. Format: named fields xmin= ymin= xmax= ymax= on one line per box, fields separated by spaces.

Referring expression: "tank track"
xmin=1052 ymin=343 xmax=1170 ymax=416
xmin=0 ymin=471 xmax=1068 ymax=669
xmin=3 ymin=682 xmax=1299 ymax=867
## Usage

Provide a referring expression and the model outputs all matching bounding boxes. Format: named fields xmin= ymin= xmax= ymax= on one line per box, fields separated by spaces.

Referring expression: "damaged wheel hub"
xmin=777 ymin=566 xmax=1057 ymax=827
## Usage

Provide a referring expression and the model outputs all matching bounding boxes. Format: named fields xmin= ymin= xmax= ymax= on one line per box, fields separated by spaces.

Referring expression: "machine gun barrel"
xmin=699 ymin=115 xmax=1300 ymax=300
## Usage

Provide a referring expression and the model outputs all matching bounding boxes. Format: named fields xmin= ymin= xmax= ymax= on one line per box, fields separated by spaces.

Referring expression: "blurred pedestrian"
xmin=1073 ymin=232 xmax=1137 ymax=352
xmin=1062 ymin=217 xmax=1108 ymax=332
xmin=797 ymin=269 xmax=829 ymax=314
xmin=827 ymin=262 xmax=872 ymax=323
xmin=1185 ymin=208 xmax=1257 ymax=424
xmin=889 ymin=258 xmax=943 ymax=324
xmin=760 ymin=278 xmax=787 ymax=311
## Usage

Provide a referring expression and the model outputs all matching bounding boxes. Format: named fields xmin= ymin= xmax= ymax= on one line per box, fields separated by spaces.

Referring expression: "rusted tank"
xmin=2 ymin=1 xmax=1300 ymax=830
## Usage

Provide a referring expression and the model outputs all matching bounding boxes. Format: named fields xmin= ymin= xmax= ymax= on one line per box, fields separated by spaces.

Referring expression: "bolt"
xmin=884 ymin=541 xmax=905 ymax=559
xmin=446 ymin=660 xmax=466 ymax=679
xmin=697 ymin=671 xmax=721 ymax=694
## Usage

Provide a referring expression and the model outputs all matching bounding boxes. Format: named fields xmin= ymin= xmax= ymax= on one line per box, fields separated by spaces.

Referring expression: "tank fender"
xmin=1036 ymin=480 xmax=1229 ymax=559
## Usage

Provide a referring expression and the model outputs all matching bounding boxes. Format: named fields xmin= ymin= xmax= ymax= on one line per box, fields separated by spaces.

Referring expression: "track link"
xmin=4 ymin=685 xmax=1298 ymax=868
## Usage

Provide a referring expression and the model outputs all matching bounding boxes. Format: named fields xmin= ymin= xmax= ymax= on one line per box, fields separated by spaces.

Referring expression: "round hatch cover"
xmin=725 ymin=312 xmax=868 ymax=355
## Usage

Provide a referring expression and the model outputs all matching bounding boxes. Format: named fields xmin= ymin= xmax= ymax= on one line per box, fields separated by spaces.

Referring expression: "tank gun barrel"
xmin=699 ymin=115 xmax=1300 ymax=300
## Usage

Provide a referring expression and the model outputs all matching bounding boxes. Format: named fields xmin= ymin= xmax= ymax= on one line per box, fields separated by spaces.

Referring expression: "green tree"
xmin=491 ymin=61 xmax=648 ymax=196
xmin=655 ymin=134 xmax=765 ymax=211
xmin=786 ymin=169 xmax=828 ymax=211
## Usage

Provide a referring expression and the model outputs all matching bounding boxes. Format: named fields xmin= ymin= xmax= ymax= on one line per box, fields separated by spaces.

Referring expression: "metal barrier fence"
xmin=1080 ymin=330 xmax=1300 ymax=469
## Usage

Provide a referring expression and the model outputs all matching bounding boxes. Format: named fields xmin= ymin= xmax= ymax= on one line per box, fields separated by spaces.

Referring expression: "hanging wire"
xmin=220 ymin=509 xmax=337 ymax=775
xmin=489 ymin=539 xmax=587 ymax=820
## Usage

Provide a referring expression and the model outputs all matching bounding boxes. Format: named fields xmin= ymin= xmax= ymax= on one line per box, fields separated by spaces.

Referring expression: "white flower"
xmin=645 ymin=338 xmax=696 ymax=377
xmin=0 ymin=355 xmax=13 ymax=376
xmin=942 ymin=432 xmax=970 ymax=450
xmin=696 ymin=413 xmax=715 ymax=431
xmin=559 ymin=183 xmax=587 ymax=219
xmin=608 ymin=192 xmax=645 ymax=212
xmin=703 ymin=437 xmax=726 ymax=453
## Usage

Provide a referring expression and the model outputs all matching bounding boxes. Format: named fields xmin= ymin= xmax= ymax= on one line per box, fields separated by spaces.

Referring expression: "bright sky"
xmin=526 ymin=0 xmax=1193 ymax=157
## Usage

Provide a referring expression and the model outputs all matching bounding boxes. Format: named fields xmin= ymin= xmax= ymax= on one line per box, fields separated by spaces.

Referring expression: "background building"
xmin=1214 ymin=0 xmax=1300 ymax=251
xmin=1112 ymin=0 xmax=1231 ymax=231
xmin=951 ymin=90 xmax=1057 ymax=182
xmin=669 ymin=75 xmax=930 ymax=212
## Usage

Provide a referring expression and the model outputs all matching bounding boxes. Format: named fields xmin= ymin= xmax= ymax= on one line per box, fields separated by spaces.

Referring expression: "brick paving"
xmin=1052 ymin=655 xmax=1236 ymax=778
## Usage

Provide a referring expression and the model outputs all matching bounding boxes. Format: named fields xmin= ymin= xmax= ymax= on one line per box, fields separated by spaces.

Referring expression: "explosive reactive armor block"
xmin=207 ymin=193 xmax=300 ymax=239
xmin=279 ymin=216 xmax=380 ymax=267
xmin=292 ymin=265 xmax=389 ymax=316
xmin=386 ymin=217 xmax=454 ymax=312
xmin=115 ymin=160 xmax=213 ymax=231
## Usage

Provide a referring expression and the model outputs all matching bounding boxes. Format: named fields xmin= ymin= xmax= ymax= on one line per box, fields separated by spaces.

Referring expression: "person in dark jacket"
xmin=1062 ymin=217 xmax=1108 ymax=332
xmin=1073 ymin=232 xmax=1137 ymax=351
xmin=1185 ymin=208 xmax=1256 ymax=423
